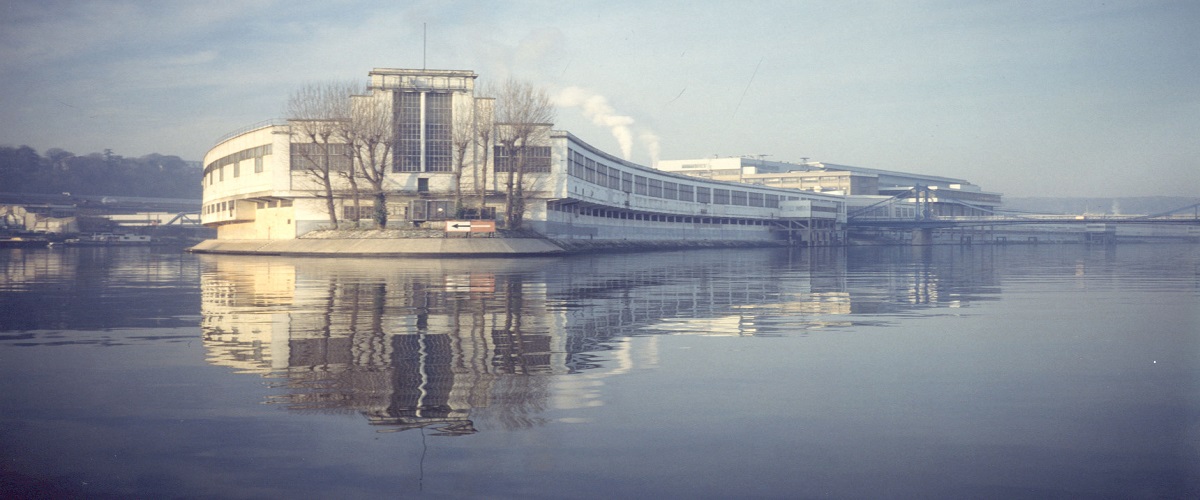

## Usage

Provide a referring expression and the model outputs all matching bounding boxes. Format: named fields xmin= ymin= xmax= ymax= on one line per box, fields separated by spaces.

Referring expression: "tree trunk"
xmin=321 ymin=143 xmax=338 ymax=228
xmin=504 ymin=146 xmax=516 ymax=228
xmin=511 ymin=143 xmax=527 ymax=228
xmin=452 ymin=162 xmax=464 ymax=217
xmin=373 ymin=191 xmax=388 ymax=228
xmin=322 ymin=177 xmax=338 ymax=228
xmin=347 ymin=174 xmax=361 ymax=228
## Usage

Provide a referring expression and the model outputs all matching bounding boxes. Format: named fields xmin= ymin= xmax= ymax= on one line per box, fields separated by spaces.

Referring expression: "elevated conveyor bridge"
xmin=847 ymin=187 xmax=1200 ymax=229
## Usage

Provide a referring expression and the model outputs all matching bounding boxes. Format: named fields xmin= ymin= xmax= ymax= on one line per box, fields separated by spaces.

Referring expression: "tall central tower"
xmin=368 ymin=68 xmax=478 ymax=173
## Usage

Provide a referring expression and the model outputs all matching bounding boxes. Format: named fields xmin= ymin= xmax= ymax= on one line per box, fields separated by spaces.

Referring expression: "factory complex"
xmin=192 ymin=67 xmax=1190 ymax=256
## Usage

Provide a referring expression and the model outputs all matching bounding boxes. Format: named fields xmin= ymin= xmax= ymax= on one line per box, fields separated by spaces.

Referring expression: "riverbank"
xmin=188 ymin=237 xmax=565 ymax=257
xmin=187 ymin=228 xmax=801 ymax=257
xmin=189 ymin=224 xmax=1199 ymax=257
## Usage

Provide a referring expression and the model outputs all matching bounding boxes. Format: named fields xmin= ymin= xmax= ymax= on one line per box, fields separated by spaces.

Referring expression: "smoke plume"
xmin=555 ymin=86 xmax=659 ymax=164
xmin=639 ymin=130 xmax=661 ymax=167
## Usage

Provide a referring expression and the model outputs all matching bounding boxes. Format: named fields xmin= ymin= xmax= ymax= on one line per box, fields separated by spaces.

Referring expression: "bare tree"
xmin=451 ymin=99 xmax=475 ymax=215
xmin=288 ymin=82 xmax=353 ymax=228
xmin=343 ymin=92 xmax=394 ymax=228
xmin=494 ymin=78 xmax=555 ymax=229
xmin=334 ymin=83 xmax=371 ymax=228
xmin=473 ymin=95 xmax=496 ymax=218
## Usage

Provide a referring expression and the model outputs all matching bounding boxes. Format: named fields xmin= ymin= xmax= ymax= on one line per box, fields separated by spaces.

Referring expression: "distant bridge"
xmin=847 ymin=186 xmax=1200 ymax=229
xmin=0 ymin=192 xmax=202 ymax=228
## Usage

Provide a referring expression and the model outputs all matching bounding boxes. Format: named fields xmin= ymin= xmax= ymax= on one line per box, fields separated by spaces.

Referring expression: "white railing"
xmin=211 ymin=119 xmax=289 ymax=147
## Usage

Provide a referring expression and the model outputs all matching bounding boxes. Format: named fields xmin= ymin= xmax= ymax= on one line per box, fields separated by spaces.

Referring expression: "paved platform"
xmin=189 ymin=237 xmax=567 ymax=257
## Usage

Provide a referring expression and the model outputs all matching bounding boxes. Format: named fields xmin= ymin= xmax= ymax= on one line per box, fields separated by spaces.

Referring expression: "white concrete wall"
xmin=201 ymin=125 xmax=291 ymax=227
xmin=201 ymin=70 xmax=846 ymax=246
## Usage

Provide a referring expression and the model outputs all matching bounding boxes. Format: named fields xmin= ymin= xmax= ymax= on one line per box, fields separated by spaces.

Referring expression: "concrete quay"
xmin=189 ymin=237 xmax=567 ymax=257
xmin=187 ymin=228 xmax=800 ymax=257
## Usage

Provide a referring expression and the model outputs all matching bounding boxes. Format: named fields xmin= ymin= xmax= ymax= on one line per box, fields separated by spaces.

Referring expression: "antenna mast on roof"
xmin=423 ymin=23 xmax=427 ymax=70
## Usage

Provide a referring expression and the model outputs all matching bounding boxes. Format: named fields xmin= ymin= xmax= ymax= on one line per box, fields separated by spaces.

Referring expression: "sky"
xmin=1 ymin=0 xmax=1197 ymax=198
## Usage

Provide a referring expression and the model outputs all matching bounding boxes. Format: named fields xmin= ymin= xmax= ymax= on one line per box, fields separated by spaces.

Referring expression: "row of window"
xmin=494 ymin=146 xmax=553 ymax=172
xmin=290 ymin=140 xmax=553 ymax=175
xmin=568 ymin=150 xmax=786 ymax=208
xmin=205 ymin=145 xmax=272 ymax=185
xmin=549 ymin=202 xmax=775 ymax=226
xmin=290 ymin=143 xmax=351 ymax=171
xmin=753 ymin=176 xmax=847 ymax=185
xmin=205 ymin=144 xmax=273 ymax=175
xmin=856 ymin=206 xmax=917 ymax=219
xmin=203 ymin=201 xmax=232 ymax=215
xmin=203 ymin=199 xmax=292 ymax=216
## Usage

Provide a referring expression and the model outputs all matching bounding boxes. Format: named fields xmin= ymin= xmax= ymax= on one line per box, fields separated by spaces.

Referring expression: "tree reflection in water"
xmin=201 ymin=257 xmax=565 ymax=435
xmin=198 ymin=248 xmax=999 ymax=435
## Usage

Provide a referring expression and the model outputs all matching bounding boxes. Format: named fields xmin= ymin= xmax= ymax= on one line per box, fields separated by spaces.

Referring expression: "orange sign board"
xmin=445 ymin=220 xmax=496 ymax=233
xmin=469 ymin=220 xmax=496 ymax=233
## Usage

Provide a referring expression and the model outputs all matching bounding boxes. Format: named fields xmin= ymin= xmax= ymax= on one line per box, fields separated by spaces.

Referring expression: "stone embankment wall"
xmin=189 ymin=228 xmax=797 ymax=257
xmin=190 ymin=228 xmax=565 ymax=257
xmin=550 ymin=238 xmax=791 ymax=252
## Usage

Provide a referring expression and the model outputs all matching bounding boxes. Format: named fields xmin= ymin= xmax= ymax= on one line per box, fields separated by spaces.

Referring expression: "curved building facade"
xmin=200 ymin=68 xmax=846 ymax=249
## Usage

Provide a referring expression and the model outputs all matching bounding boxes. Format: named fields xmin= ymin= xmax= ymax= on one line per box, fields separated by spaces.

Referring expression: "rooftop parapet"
xmin=368 ymin=68 xmax=477 ymax=92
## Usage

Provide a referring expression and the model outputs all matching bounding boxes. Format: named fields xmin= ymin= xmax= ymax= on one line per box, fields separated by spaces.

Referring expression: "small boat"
xmin=0 ymin=236 xmax=51 ymax=248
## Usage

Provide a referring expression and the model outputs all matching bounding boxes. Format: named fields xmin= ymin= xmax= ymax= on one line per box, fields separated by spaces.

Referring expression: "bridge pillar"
xmin=912 ymin=228 xmax=934 ymax=246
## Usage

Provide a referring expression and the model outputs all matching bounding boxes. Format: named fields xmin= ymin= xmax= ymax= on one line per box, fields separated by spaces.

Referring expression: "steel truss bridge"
xmin=847 ymin=186 xmax=1200 ymax=229
xmin=0 ymin=192 xmax=201 ymax=226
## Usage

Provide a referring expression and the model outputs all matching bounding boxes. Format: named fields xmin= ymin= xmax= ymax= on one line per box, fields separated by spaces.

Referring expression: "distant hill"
xmin=1002 ymin=196 xmax=1200 ymax=216
xmin=0 ymin=145 xmax=200 ymax=199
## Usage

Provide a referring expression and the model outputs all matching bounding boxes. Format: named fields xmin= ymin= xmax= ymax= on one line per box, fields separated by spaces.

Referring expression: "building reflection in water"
xmin=201 ymin=256 xmax=570 ymax=435
xmin=198 ymin=247 xmax=1000 ymax=435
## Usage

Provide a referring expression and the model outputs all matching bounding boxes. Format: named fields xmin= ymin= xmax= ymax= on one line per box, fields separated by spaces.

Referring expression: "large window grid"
xmin=394 ymin=92 xmax=422 ymax=172
xmin=384 ymin=91 xmax=456 ymax=173
xmin=424 ymin=93 xmax=452 ymax=172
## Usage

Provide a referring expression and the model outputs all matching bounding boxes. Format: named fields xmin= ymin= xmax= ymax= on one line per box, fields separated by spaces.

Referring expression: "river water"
xmin=1 ymin=244 xmax=1196 ymax=498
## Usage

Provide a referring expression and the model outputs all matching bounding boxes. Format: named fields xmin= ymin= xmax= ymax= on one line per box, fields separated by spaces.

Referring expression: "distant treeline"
xmin=0 ymin=145 xmax=200 ymax=199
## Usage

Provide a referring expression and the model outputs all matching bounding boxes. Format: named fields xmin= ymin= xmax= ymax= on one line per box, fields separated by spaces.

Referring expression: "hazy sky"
xmin=1 ymin=0 xmax=1197 ymax=197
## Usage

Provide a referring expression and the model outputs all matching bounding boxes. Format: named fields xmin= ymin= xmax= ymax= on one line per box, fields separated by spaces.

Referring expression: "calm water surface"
xmin=1 ymin=244 xmax=1197 ymax=498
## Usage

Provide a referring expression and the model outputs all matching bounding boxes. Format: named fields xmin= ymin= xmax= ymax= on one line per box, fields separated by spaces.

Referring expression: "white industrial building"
xmin=200 ymin=68 xmax=847 ymax=248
